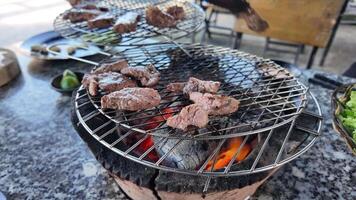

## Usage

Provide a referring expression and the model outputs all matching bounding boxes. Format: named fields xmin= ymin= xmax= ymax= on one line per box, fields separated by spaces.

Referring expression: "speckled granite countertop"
xmin=0 ymin=54 xmax=355 ymax=199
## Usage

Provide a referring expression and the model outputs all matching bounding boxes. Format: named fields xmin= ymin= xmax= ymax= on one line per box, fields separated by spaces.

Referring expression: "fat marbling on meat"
xmin=120 ymin=64 xmax=160 ymax=87
xmin=101 ymin=87 xmax=161 ymax=111
xmin=82 ymin=72 xmax=136 ymax=96
xmin=189 ymin=92 xmax=240 ymax=115
xmin=166 ymin=104 xmax=209 ymax=131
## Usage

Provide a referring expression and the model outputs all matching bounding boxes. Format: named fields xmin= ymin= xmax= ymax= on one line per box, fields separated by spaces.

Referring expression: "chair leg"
xmin=233 ymin=32 xmax=243 ymax=49
xmin=306 ymin=46 xmax=318 ymax=69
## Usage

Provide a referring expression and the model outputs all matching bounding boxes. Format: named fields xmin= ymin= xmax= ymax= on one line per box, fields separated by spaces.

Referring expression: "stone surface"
xmin=0 ymin=53 xmax=355 ymax=199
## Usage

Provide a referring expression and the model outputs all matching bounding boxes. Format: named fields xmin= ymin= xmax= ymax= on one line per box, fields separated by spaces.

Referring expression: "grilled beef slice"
xmin=166 ymin=5 xmax=185 ymax=20
xmin=166 ymin=82 xmax=185 ymax=93
xmin=63 ymin=9 xmax=101 ymax=23
xmin=120 ymin=64 xmax=160 ymax=87
xmin=88 ymin=13 xmax=114 ymax=29
xmin=166 ymin=104 xmax=209 ymax=131
xmin=189 ymin=92 xmax=240 ymax=115
xmin=113 ymin=12 xmax=141 ymax=34
xmin=94 ymin=59 xmax=129 ymax=74
xmin=82 ymin=72 xmax=136 ymax=96
xmin=101 ymin=87 xmax=161 ymax=111
xmin=166 ymin=77 xmax=221 ymax=94
xmin=145 ymin=6 xmax=176 ymax=28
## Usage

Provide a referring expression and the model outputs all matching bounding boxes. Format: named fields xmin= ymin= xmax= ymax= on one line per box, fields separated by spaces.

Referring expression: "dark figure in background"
xmin=204 ymin=0 xmax=269 ymax=32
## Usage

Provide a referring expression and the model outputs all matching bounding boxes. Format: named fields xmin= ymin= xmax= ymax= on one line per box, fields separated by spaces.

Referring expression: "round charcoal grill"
xmin=73 ymin=43 xmax=323 ymax=180
xmin=88 ymin=43 xmax=309 ymax=139
xmin=53 ymin=0 xmax=205 ymax=46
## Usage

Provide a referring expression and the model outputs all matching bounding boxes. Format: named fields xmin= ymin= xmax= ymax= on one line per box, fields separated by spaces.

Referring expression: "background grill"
xmin=53 ymin=0 xmax=205 ymax=46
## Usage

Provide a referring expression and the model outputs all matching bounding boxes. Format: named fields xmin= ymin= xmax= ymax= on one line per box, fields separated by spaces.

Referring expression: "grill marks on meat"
xmin=145 ymin=6 xmax=176 ymax=28
xmin=166 ymin=104 xmax=209 ymax=131
xmin=166 ymin=6 xmax=185 ymax=20
xmin=82 ymin=72 xmax=137 ymax=96
xmin=94 ymin=59 xmax=128 ymax=74
xmin=166 ymin=77 xmax=221 ymax=94
xmin=166 ymin=82 xmax=185 ymax=93
xmin=101 ymin=87 xmax=161 ymax=111
xmin=63 ymin=10 xmax=101 ymax=23
xmin=121 ymin=64 xmax=160 ymax=87
xmin=88 ymin=13 xmax=114 ymax=29
xmin=113 ymin=12 xmax=141 ymax=34
xmin=189 ymin=92 xmax=240 ymax=115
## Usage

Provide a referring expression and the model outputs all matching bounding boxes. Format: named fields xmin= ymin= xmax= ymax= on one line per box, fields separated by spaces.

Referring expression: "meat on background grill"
xmin=63 ymin=9 xmax=101 ymax=23
xmin=113 ymin=12 xmax=141 ymax=34
xmin=167 ymin=77 xmax=221 ymax=94
xmin=166 ymin=104 xmax=209 ymax=131
xmin=101 ymin=87 xmax=161 ymax=111
xmin=120 ymin=64 xmax=160 ymax=87
xmin=94 ymin=59 xmax=129 ymax=74
xmin=74 ymin=3 xmax=109 ymax=12
xmin=82 ymin=72 xmax=137 ymax=96
xmin=145 ymin=6 xmax=177 ymax=28
xmin=88 ymin=13 xmax=114 ymax=29
xmin=189 ymin=92 xmax=240 ymax=115
xmin=166 ymin=5 xmax=185 ymax=20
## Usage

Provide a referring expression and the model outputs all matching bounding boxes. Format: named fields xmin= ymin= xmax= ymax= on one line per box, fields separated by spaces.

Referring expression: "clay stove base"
xmin=112 ymin=169 xmax=279 ymax=200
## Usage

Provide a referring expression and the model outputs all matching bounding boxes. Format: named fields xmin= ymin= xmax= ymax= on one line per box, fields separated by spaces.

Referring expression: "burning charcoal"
xmin=82 ymin=72 xmax=137 ymax=96
xmin=153 ymin=127 xmax=217 ymax=170
xmin=120 ymin=64 xmax=160 ymax=87
xmin=189 ymin=92 xmax=240 ymax=116
xmin=145 ymin=6 xmax=177 ymax=28
xmin=94 ymin=59 xmax=128 ymax=74
xmin=101 ymin=87 xmax=161 ymax=111
xmin=113 ymin=12 xmax=141 ymax=34
xmin=166 ymin=5 xmax=185 ymax=20
xmin=166 ymin=104 xmax=209 ymax=131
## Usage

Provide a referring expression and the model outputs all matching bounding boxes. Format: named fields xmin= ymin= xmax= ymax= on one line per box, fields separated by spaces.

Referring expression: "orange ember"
xmin=135 ymin=108 xmax=177 ymax=161
xmin=205 ymin=137 xmax=251 ymax=171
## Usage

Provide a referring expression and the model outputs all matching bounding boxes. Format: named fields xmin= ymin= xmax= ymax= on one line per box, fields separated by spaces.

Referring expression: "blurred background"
xmin=1 ymin=0 xmax=356 ymax=73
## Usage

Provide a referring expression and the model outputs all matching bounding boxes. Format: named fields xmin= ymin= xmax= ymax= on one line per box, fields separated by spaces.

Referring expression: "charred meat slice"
xmin=120 ymin=64 xmax=160 ymax=87
xmin=189 ymin=92 xmax=240 ymax=115
xmin=97 ymin=72 xmax=137 ymax=93
xmin=113 ymin=12 xmax=141 ymax=34
xmin=94 ymin=59 xmax=128 ymax=74
xmin=166 ymin=104 xmax=209 ymax=131
xmin=183 ymin=77 xmax=221 ymax=94
xmin=82 ymin=74 xmax=99 ymax=96
xmin=145 ymin=6 xmax=176 ymax=28
xmin=166 ymin=82 xmax=185 ymax=93
xmin=166 ymin=5 xmax=185 ymax=20
xmin=101 ymin=87 xmax=161 ymax=111
xmin=63 ymin=10 xmax=101 ymax=23
xmin=74 ymin=3 xmax=109 ymax=12
xmin=88 ymin=13 xmax=114 ymax=29
xmin=82 ymin=72 xmax=136 ymax=96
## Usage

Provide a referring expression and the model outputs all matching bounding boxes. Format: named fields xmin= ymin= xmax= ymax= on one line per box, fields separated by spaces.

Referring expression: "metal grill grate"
xmin=75 ymin=85 xmax=322 ymax=177
xmin=86 ymin=43 xmax=309 ymax=140
xmin=53 ymin=0 xmax=205 ymax=46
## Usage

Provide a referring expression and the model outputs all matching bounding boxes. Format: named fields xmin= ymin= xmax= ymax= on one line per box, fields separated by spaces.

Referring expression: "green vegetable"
xmin=60 ymin=75 xmax=80 ymax=90
xmin=63 ymin=69 xmax=77 ymax=79
xmin=339 ymin=91 xmax=356 ymax=141
xmin=60 ymin=70 xmax=79 ymax=90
